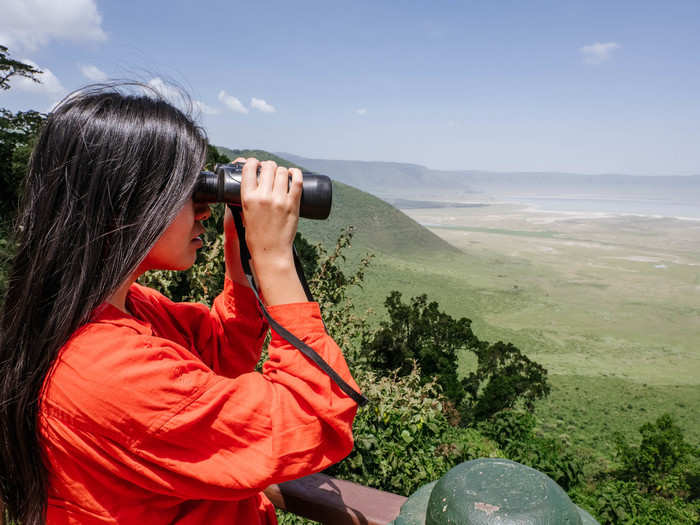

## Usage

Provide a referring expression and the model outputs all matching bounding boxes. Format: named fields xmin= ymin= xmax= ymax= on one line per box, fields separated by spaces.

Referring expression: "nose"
xmin=194 ymin=203 xmax=211 ymax=222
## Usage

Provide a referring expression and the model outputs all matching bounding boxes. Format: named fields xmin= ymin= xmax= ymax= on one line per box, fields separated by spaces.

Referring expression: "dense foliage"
xmin=463 ymin=340 xmax=551 ymax=422
xmin=479 ymin=410 xmax=584 ymax=490
xmin=365 ymin=291 xmax=475 ymax=404
xmin=615 ymin=413 xmax=697 ymax=494
xmin=204 ymin=144 xmax=231 ymax=170
xmin=364 ymin=290 xmax=551 ymax=425
xmin=326 ymin=366 xmax=502 ymax=496
xmin=0 ymin=48 xmax=46 ymax=300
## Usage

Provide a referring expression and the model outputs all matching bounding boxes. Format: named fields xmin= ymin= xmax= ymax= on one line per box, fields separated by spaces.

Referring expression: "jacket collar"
xmin=90 ymin=288 xmax=154 ymax=336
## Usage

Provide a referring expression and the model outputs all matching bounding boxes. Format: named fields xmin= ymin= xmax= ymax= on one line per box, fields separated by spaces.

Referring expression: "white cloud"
xmin=250 ymin=97 xmax=276 ymax=113
xmin=147 ymin=77 xmax=184 ymax=102
xmin=146 ymin=78 xmax=218 ymax=116
xmin=79 ymin=64 xmax=108 ymax=81
xmin=193 ymin=100 xmax=219 ymax=115
xmin=218 ymin=90 xmax=249 ymax=114
xmin=580 ymin=42 xmax=620 ymax=64
xmin=13 ymin=59 xmax=65 ymax=95
xmin=355 ymin=108 xmax=367 ymax=116
xmin=0 ymin=0 xmax=107 ymax=52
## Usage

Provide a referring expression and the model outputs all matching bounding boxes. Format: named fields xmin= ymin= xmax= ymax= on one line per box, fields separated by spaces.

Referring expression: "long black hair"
xmin=0 ymin=83 xmax=208 ymax=524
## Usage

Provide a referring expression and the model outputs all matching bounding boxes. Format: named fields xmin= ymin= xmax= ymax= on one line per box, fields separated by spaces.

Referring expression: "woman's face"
xmin=139 ymin=200 xmax=211 ymax=272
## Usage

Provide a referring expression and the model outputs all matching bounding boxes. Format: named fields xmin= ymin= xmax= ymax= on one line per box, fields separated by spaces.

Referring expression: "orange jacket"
xmin=40 ymin=278 xmax=360 ymax=524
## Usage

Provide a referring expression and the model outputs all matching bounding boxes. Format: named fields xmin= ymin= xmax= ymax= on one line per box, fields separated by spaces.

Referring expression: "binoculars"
xmin=194 ymin=161 xmax=332 ymax=220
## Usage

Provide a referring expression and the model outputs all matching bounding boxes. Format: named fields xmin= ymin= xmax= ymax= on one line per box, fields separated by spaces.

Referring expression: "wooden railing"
xmin=0 ymin=475 xmax=404 ymax=525
xmin=265 ymin=473 xmax=406 ymax=525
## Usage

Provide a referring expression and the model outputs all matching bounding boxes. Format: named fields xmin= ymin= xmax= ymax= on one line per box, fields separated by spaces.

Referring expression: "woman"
xmin=0 ymin=84 xmax=359 ymax=524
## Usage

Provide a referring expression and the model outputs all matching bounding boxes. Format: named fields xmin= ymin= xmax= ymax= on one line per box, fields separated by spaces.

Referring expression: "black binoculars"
xmin=193 ymin=162 xmax=332 ymax=220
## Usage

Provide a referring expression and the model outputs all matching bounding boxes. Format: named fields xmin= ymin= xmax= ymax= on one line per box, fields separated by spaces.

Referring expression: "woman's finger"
xmin=273 ymin=166 xmax=289 ymax=196
xmin=288 ymin=168 xmax=303 ymax=203
xmin=240 ymin=157 xmax=259 ymax=200
xmin=257 ymin=160 xmax=276 ymax=194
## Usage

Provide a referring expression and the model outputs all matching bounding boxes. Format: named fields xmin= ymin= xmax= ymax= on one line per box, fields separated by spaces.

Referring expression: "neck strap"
xmin=229 ymin=205 xmax=367 ymax=407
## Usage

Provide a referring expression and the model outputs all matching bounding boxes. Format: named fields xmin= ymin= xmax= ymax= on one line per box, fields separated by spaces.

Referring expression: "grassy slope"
xmin=216 ymin=147 xmax=700 ymax=454
xmin=215 ymin=145 xmax=459 ymax=258
xmin=299 ymin=181 xmax=460 ymax=258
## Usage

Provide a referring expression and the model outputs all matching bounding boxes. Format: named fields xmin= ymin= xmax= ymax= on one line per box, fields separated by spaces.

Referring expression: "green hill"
xmin=215 ymin=146 xmax=458 ymax=259
xmin=216 ymin=147 xmax=306 ymax=170
xmin=299 ymin=181 xmax=459 ymax=258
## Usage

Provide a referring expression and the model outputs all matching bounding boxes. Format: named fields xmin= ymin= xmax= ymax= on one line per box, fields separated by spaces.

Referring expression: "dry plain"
xmin=395 ymin=203 xmax=700 ymax=453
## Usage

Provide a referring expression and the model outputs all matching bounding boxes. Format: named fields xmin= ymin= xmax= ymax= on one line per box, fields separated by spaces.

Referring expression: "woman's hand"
xmin=238 ymin=158 xmax=307 ymax=305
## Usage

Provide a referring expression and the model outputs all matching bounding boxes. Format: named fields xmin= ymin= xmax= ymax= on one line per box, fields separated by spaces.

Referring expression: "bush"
xmin=305 ymin=226 xmax=373 ymax=354
xmin=614 ymin=413 xmax=696 ymax=495
xmin=479 ymin=410 xmax=584 ymax=490
xmin=571 ymin=480 xmax=699 ymax=525
xmin=327 ymin=364 xmax=501 ymax=496
xmin=477 ymin=408 xmax=536 ymax=449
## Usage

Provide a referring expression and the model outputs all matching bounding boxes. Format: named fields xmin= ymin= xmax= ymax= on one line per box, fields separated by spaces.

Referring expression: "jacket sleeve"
xmin=206 ymin=278 xmax=268 ymax=377
xmin=66 ymin=302 xmax=360 ymax=502
xmin=136 ymin=278 xmax=268 ymax=378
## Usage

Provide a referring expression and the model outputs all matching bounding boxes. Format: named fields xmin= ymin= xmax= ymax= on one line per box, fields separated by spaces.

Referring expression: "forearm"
xmin=252 ymin=255 xmax=307 ymax=306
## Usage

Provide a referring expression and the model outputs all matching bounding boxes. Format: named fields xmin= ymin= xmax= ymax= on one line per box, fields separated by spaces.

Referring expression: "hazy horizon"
xmin=279 ymin=152 xmax=700 ymax=219
xmin=276 ymin=151 xmax=700 ymax=178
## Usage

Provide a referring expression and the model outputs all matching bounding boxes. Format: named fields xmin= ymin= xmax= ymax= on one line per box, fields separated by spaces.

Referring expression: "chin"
xmin=160 ymin=256 xmax=197 ymax=272
xmin=174 ymin=259 xmax=197 ymax=271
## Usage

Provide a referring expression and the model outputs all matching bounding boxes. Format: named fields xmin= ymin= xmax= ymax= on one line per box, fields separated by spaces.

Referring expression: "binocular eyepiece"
xmin=193 ymin=161 xmax=332 ymax=220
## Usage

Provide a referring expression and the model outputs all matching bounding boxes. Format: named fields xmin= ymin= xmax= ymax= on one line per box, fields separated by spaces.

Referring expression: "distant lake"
xmin=500 ymin=195 xmax=700 ymax=219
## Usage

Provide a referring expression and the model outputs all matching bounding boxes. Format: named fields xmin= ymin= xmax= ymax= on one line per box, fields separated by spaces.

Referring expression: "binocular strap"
xmin=228 ymin=205 xmax=368 ymax=407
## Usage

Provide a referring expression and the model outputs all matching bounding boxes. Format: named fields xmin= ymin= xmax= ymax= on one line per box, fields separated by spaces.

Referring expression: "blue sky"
xmin=2 ymin=0 xmax=699 ymax=174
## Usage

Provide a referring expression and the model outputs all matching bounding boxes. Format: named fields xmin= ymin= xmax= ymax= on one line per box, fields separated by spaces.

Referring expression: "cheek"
xmin=141 ymin=228 xmax=197 ymax=271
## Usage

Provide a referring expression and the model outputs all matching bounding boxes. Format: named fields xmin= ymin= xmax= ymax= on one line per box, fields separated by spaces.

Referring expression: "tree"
xmin=0 ymin=45 xmax=42 ymax=90
xmin=204 ymin=144 xmax=231 ymax=170
xmin=366 ymin=291 xmax=478 ymax=404
xmin=365 ymin=291 xmax=551 ymax=424
xmin=0 ymin=47 xmax=46 ymax=224
xmin=462 ymin=340 xmax=550 ymax=422
xmin=294 ymin=232 xmax=320 ymax=277
xmin=1 ymin=47 xmax=46 ymax=299
xmin=0 ymin=109 xmax=46 ymax=222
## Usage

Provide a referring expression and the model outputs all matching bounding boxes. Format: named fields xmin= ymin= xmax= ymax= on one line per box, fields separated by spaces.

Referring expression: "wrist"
xmin=250 ymin=251 xmax=295 ymax=275
xmin=252 ymin=257 xmax=307 ymax=306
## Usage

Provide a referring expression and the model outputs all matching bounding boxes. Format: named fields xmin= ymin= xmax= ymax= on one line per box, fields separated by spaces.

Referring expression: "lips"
xmin=192 ymin=228 xmax=205 ymax=240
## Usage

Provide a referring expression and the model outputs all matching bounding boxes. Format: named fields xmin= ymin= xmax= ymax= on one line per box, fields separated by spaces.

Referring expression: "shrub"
xmin=305 ymin=226 xmax=373 ymax=354
xmin=477 ymin=408 xmax=536 ymax=448
xmin=614 ymin=413 xmax=697 ymax=497
xmin=327 ymin=364 xmax=501 ymax=496
xmin=479 ymin=410 xmax=584 ymax=490
xmin=571 ymin=480 xmax=699 ymax=525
